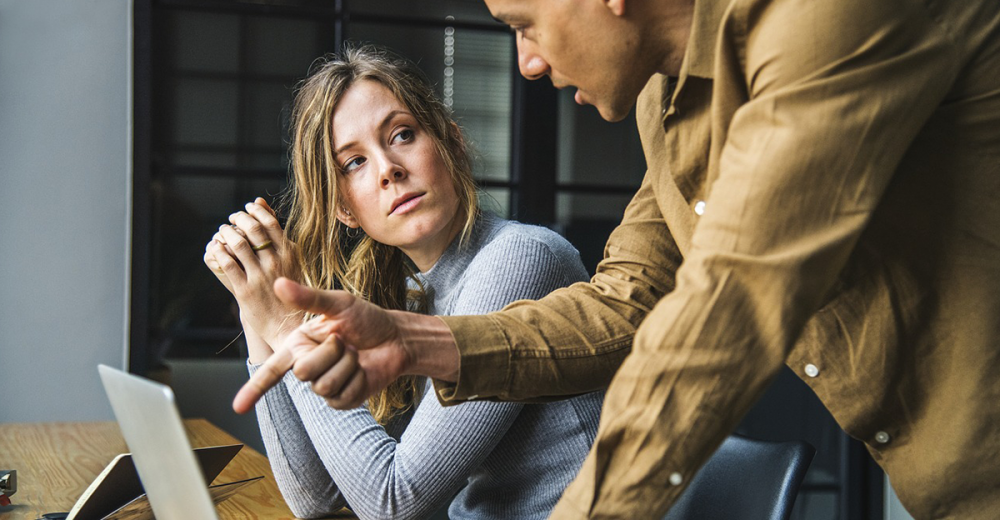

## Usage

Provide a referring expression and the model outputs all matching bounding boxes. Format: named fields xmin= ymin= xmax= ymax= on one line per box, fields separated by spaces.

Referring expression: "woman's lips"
xmin=391 ymin=194 xmax=424 ymax=215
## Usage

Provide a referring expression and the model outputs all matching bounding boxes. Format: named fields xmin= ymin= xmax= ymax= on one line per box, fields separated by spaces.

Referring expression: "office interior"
xmin=0 ymin=1 xmax=914 ymax=519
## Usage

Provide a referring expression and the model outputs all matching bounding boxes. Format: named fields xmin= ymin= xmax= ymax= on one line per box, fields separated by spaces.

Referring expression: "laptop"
xmin=94 ymin=364 xmax=224 ymax=520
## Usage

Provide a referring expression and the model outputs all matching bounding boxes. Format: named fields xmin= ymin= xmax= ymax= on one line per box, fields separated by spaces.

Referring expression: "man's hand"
xmin=233 ymin=277 xmax=460 ymax=413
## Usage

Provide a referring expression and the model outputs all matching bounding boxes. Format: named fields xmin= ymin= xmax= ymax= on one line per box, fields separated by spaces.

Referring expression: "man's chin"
xmin=595 ymin=100 xmax=636 ymax=123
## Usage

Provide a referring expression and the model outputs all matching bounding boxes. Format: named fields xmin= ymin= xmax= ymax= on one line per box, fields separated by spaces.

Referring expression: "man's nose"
xmin=517 ymin=38 xmax=549 ymax=80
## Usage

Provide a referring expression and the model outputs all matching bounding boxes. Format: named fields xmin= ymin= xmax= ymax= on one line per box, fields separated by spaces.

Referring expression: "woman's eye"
xmin=343 ymin=156 xmax=365 ymax=173
xmin=392 ymin=128 xmax=414 ymax=144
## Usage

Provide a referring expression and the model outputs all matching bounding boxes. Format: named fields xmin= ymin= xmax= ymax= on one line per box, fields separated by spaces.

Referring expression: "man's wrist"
xmin=389 ymin=311 xmax=460 ymax=382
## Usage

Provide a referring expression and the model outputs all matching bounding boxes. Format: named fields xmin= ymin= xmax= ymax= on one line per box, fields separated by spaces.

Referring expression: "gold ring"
xmin=251 ymin=240 xmax=273 ymax=251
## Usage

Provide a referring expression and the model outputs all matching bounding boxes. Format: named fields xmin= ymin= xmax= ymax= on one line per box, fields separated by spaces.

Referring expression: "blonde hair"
xmin=284 ymin=45 xmax=479 ymax=424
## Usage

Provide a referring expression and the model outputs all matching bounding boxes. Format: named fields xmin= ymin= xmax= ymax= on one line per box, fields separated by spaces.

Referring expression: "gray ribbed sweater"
xmin=250 ymin=214 xmax=604 ymax=520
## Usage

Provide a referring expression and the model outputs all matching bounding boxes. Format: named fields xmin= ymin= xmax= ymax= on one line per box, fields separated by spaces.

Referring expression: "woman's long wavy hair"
xmin=284 ymin=45 xmax=479 ymax=424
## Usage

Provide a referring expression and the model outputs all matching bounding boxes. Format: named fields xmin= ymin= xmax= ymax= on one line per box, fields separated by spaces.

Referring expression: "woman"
xmin=205 ymin=46 xmax=603 ymax=520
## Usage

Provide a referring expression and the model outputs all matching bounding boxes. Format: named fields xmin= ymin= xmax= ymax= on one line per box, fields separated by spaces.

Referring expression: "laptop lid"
xmin=97 ymin=364 xmax=219 ymax=520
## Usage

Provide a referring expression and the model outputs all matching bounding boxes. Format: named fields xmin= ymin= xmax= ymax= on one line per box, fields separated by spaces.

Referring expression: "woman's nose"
xmin=379 ymin=161 xmax=406 ymax=188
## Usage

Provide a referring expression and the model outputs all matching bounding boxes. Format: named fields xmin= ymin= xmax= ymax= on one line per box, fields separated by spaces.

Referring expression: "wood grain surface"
xmin=0 ymin=419 xmax=354 ymax=519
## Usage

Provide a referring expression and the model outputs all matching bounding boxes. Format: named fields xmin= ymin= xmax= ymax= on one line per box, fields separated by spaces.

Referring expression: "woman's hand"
xmin=205 ymin=198 xmax=303 ymax=351
xmin=204 ymin=233 xmax=236 ymax=295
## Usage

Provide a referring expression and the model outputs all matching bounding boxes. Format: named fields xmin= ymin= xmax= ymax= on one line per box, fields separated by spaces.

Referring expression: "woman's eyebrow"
xmin=335 ymin=110 xmax=410 ymax=155
xmin=379 ymin=110 xmax=409 ymax=131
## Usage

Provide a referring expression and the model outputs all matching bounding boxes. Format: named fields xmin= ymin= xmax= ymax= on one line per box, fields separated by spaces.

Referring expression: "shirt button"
xmin=669 ymin=472 xmax=683 ymax=486
xmin=467 ymin=395 xmax=479 ymax=400
xmin=693 ymin=200 xmax=706 ymax=216
xmin=804 ymin=364 xmax=820 ymax=378
xmin=875 ymin=431 xmax=891 ymax=444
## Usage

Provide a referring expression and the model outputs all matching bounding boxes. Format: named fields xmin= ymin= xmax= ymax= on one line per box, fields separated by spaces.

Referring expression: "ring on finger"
xmin=251 ymin=240 xmax=273 ymax=251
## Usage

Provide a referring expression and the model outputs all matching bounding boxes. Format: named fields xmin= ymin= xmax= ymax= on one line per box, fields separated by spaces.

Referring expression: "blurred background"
xmin=0 ymin=1 xmax=911 ymax=518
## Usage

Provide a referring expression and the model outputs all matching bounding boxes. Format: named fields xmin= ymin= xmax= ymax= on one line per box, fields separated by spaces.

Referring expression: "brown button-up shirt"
xmin=438 ymin=0 xmax=1000 ymax=517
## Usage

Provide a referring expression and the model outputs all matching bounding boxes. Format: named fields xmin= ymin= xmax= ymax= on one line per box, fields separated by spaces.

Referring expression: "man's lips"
xmin=390 ymin=192 xmax=424 ymax=215
xmin=550 ymin=80 xmax=586 ymax=105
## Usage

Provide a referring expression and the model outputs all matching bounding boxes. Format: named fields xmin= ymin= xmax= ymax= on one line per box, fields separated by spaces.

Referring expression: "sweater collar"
xmin=417 ymin=212 xmax=504 ymax=310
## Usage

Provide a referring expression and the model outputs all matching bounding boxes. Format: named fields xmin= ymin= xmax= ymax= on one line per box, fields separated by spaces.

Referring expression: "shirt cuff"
xmin=432 ymin=314 xmax=510 ymax=403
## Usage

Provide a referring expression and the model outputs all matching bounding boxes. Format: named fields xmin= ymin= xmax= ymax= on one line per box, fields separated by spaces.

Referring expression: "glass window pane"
xmin=151 ymin=174 xmax=288 ymax=359
xmin=352 ymin=0 xmax=499 ymax=25
xmin=172 ymin=151 xmax=238 ymax=169
xmin=166 ymin=334 xmax=245 ymax=360
xmin=556 ymin=193 xmax=632 ymax=273
xmin=240 ymin=178 xmax=289 ymax=209
xmin=557 ymin=89 xmax=646 ymax=187
xmin=150 ymin=177 xmax=241 ymax=360
xmin=246 ymin=16 xmax=333 ymax=77
xmin=345 ymin=23 xmax=445 ymax=77
xmin=480 ymin=188 xmax=510 ymax=218
xmin=246 ymin=81 xmax=295 ymax=150
xmin=556 ymin=192 xmax=632 ymax=226
xmin=451 ymin=29 xmax=512 ymax=183
xmin=171 ymin=78 xmax=239 ymax=148
xmin=164 ymin=11 xmax=240 ymax=74
xmin=168 ymin=175 xmax=240 ymax=221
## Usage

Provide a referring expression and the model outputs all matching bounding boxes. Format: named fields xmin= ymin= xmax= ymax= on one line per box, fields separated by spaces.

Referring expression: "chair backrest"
xmin=662 ymin=435 xmax=815 ymax=520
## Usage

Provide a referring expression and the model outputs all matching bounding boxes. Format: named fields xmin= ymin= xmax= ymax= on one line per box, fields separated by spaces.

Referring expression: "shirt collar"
xmin=681 ymin=0 xmax=732 ymax=80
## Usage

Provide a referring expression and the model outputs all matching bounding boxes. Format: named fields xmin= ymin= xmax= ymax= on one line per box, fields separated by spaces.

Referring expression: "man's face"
xmin=485 ymin=0 xmax=652 ymax=122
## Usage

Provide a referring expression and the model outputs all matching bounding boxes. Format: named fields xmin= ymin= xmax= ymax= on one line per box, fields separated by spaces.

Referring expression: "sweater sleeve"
xmin=437 ymin=178 xmax=678 ymax=401
xmin=452 ymin=228 xmax=590 ymax=315
xmin=250 ymin=366 xmax=345 ymax=518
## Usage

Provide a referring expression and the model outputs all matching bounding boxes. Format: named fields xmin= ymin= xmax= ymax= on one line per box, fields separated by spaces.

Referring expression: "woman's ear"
xmin=447 ymin=121 xmax=468 ymax=163
xmin=448 ymin=121 xmax=465 ymax=148
xmin=336 ymin=205 xmax=360 ymax=228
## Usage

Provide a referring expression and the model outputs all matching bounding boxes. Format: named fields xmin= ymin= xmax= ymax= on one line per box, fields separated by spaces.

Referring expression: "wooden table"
xmin=0 ymin=419 xmax=353 ymax=519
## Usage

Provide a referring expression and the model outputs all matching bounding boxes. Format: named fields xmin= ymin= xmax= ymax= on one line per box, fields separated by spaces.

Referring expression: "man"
xmin=237 ymin=0 xmax=1000 ymax=517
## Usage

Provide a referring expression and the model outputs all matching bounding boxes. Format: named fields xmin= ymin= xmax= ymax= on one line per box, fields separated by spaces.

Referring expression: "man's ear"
xmin=335 ymin=205 xmax=360 ymax=228
xmin=605 ymin=0 xmax=626 ymax=17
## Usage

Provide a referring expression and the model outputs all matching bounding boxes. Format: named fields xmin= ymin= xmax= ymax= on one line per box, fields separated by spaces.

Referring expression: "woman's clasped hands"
xmin=203 ymin=197 xmax=302 ymax=359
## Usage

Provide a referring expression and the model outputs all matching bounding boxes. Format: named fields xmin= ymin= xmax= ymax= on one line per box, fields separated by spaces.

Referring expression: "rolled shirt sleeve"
xmin=438 ymin=171 xmax=681 ymax=401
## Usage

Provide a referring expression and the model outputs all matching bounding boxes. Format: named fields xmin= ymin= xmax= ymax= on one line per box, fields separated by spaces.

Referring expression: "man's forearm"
xmin=389 ymin=311 xmax=460 ymax=382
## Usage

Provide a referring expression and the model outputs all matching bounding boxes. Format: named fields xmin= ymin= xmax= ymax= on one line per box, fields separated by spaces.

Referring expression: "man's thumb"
xmin=274 ymin=277 xmax=350 ymax=316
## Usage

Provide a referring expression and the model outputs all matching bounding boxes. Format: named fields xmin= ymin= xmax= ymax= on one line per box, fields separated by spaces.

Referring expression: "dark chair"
xmin=663 ymin=435 xmax=815 ymax=520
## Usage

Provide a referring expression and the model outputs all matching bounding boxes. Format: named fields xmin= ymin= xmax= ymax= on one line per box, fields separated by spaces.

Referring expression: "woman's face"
xmin=332 ymin=79 xmax=463 ymax=270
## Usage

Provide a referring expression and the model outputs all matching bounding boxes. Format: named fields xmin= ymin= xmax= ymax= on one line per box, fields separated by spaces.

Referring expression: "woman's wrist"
xmin=240 ymin=313 xmax=276 ymax=364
